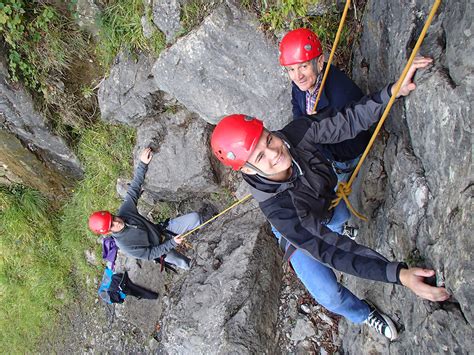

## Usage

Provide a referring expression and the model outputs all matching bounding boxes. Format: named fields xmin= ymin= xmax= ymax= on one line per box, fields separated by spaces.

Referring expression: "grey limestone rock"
xmin=113 ymin=254 xmax=165 ymax=334
xmin=152 ymin=0 xmax=292 ymax=130
xmin=74 ymin=0 xmax=102 ymax=38
xmin=290 ymin=317 xmax=316 ymax=342
xmin=340 ymin=0 xmax=473 ymax=353
xmin=160 ymin=205 xmax=282 ymax=353
xmin=98 ymin=52 xmax=160 ymax=126
xmin=134 ymin=108 xmax=218 ymax=200
xmin=150 ymin=0 xmax=183 ymax=43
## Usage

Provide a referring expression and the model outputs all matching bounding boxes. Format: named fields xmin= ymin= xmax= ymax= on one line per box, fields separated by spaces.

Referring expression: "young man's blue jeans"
xmin=272 ymin=200 xmax=370 ymax=323
xmin=333 ymin=156 xmax=360 ymax=183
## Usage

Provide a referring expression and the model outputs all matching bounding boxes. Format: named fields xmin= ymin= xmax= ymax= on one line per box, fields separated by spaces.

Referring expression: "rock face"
xmin=98 ymin=52 xmax=160 ymax=126
xmin=150 ymin=0 xmax=184 ymax=43
xmin=0 ymin=56 xmax=83 ymax=197
xmin=339 ymin=0 xmax=473 ymax=353
xmin=74 ymin=0 xmax=102 ymax=38
xmin=152 ymin=0 xmax=292 ymax=130
xmin=160 ymin=203 xmax=282 ymax=353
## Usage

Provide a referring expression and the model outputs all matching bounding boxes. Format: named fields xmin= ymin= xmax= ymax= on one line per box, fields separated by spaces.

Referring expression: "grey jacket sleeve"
xmin=117 ymin=161 xmax=148 ymax=216
xmin=124 ymin=239 xmax=178 ymax=261
xmin=307 ymin=85 xmax=392 ymax=144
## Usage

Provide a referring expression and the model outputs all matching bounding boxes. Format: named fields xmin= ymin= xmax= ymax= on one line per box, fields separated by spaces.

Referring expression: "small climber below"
xmin=210 ymin=57 xmax=450 ymax=341
xmin=88 ymin=147 xmax=201 ymax=270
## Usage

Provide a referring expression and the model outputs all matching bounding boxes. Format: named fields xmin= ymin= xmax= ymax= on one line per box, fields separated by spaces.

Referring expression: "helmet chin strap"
xmin=244 ymin=162 xmax=276 ymax=177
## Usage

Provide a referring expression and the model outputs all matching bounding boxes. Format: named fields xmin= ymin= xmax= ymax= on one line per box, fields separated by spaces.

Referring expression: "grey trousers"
xmin=163 ymin=212 xmax=201 ymax=270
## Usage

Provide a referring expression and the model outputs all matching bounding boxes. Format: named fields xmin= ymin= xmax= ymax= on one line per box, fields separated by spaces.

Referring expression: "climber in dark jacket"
xmin=279 ymin=28 xmax=372 ymax=181
xmin=88 ymin=148 xmax=201 ymax=270
xmin=210 ymin=56 xmax=449 ymax=341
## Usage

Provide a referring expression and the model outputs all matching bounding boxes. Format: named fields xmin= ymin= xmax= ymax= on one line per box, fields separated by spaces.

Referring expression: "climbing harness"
xmin=330 ymin=0 xmax=441 ymax=220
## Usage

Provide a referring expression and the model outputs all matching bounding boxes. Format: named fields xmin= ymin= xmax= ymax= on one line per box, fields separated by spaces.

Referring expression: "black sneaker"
xmin=342 ymin=224 xmax=358 ymax=239
xmin=364 ymin=301 xmax=398 ymax=341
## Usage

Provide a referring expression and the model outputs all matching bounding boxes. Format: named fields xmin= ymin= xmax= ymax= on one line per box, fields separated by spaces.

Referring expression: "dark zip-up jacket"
xmin=244 ymin=85 xmax=404 ymax=284
xmin=291 ymin=63 xmax=372 ymax=162
xmin=112 ymin=162 xmax=177 ymax=260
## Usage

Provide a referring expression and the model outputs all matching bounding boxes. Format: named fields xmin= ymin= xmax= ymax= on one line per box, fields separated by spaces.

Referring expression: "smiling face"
xmin=241 ymin=129 xmax=292 ymax=181
xmin=285 ymin=56 xmax=324 ymax=92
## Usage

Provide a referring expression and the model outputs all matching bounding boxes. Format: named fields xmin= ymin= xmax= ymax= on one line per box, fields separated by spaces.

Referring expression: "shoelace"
xmin=368 ymin=313 xmax=385 ymax=334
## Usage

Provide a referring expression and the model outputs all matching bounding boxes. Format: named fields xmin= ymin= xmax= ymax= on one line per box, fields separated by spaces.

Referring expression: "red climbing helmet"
xmin=279 ymin=28 xmax=323 ymax=66
xmin=88 ymin=211 xmax=113 ymax=234
xmin=211 ymin=114 xmax=264 ymax=170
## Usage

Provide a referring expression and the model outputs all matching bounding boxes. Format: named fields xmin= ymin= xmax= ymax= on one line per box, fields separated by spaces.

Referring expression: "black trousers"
xmin=115 ymin=272 xmax=158 ymax=300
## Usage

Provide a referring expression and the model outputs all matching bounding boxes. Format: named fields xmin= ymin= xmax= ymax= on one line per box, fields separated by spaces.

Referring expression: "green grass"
xmin=0 ymin=1 xmax=85 ymax=92
xmin=0 ymin=3 xmax=162 ymax=349
xmin=0 ymin=185 xmax=71 ymax=352
xmin=0 ymin=0 xmax=167 ymax=140
xmin=0 ymin=122 xmax=135 ymax=353
xmin=0 ymin=1 xmax=93 ymax=134
xmin=96 ymin=0 xmax=166 ymax=69
xmin=260 ymin=0 xmax=310 ymax=31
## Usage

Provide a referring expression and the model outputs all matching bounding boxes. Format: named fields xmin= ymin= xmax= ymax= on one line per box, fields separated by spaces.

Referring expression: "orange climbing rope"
xmin=329 ymin=0 xmax=442 ymax=220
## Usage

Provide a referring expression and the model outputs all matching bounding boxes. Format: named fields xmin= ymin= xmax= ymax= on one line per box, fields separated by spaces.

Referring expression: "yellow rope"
xmin=329 ymin=181 xmax=368 ymax=221
xmin=311 ymin=0 xmax=351 ymax=114
xmin=331 ymin=0 xmax=441 ymax=219
xmin=181 ymin=194 xmax=252 ymax=239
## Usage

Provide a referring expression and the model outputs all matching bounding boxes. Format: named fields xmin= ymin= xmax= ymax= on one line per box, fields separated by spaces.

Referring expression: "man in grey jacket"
xmin=88 ymin=148 xmax=200 ymax=270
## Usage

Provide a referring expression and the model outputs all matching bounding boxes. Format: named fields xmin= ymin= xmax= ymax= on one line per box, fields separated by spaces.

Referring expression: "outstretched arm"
xmin=306 ymin=56 xmax=432 ymax=145
xmin=118 ymin=147 xmax=154 ymax=215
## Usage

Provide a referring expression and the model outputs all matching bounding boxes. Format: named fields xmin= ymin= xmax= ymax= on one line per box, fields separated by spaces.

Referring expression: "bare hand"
xmin=392 ymin=56 xmax=433 ymax=98
xmin=140 ymin=147 xmax=153 ymax=165
xmin=173 ymin=234 xmax=185 ymax=245
xmin=399 ymin=267 xmax=450 ymax=302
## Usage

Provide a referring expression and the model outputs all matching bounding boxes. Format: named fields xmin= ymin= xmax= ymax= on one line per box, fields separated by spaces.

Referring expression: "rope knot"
xmin=330 ymin=182 xmax=368 ymax=221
